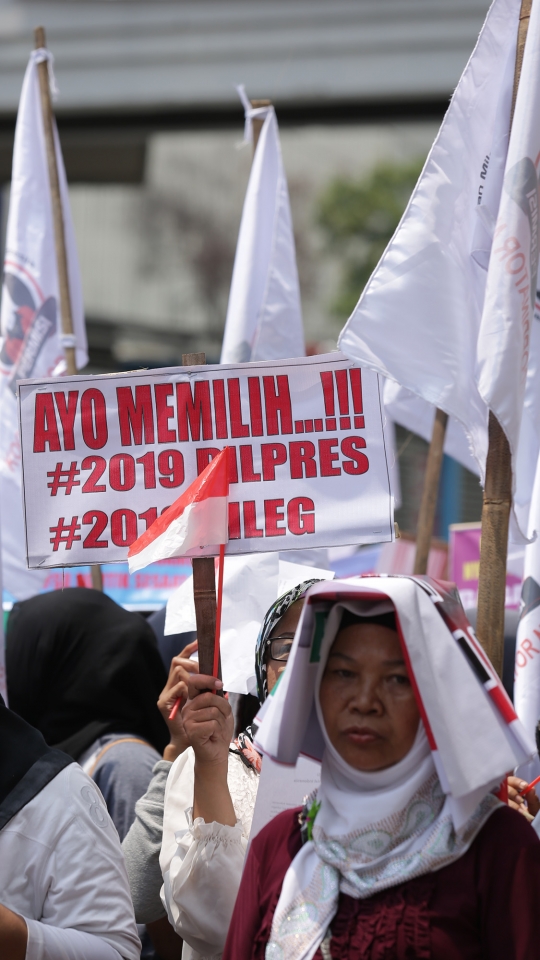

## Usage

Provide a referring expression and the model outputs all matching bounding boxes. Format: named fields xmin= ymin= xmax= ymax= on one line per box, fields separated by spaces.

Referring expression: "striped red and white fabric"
xmin=128 ymin=448 xmax=229 ymax=573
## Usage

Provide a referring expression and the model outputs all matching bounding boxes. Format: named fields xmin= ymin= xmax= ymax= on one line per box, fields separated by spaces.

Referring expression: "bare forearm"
xmin=193 ymin=760 xmax=236 ymax=827
xmin=0 ymin=904 xmax=27 ymax=960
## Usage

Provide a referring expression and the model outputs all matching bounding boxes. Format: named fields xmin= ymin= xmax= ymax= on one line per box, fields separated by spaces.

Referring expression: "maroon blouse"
xmin=223 ymin=805 xmax=540 ymax=959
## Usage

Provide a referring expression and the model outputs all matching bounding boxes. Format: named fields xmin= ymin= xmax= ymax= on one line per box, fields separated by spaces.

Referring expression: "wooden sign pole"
xmin=90 ymin=565 xmax=104 ymax=591
xmin=182 ymin=352 xmax=220 ymax=679
xmin=476 ymin=0 xmax=532 ymax=677
xmin=34 ymin=27 xmax=103 ymax=591
xmin=413 ymin=409 xmax=448 ymax=575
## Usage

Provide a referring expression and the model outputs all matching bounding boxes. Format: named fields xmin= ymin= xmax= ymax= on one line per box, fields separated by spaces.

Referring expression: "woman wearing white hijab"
xmin=223 ymin=576 xmax=540 ymax=959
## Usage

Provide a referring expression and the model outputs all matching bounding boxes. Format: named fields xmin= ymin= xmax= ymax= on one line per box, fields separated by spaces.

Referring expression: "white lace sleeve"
xmin=160 ymin=752 xmax=259 ymax=959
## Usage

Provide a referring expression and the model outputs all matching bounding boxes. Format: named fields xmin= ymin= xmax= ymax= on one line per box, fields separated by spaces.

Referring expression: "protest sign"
xmin=449 ymin=522 xmax=523 ymax=610
xmin=18 ymin=353 xmax=393 ymax=568
xmin=21 ymin=558 xmax=192 ymax=611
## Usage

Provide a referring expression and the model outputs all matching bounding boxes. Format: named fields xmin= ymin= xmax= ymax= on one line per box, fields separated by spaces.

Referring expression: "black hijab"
xmin=6 ymin=588 xmax=169 ymax=759
xmin=0 ymin=693 xmax=71 ymax=830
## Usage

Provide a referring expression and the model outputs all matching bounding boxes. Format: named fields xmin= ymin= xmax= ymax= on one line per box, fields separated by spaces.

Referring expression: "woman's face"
xmin=265 ymin=599 xmax=305 ymax=694
xmin=319 ymin=621 xmax=420 ymax=771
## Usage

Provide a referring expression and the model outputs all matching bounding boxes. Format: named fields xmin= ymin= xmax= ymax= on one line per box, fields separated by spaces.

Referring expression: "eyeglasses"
xmin=268 ymin=635 xmax=294 ymax=662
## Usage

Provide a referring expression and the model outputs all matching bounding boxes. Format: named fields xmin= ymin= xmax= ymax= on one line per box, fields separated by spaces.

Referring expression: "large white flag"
xmin=514 ymin=451 xmax=540 ymax=742
xmin=476 ymin=0 xmax=540 ymax=539
xmin=220 ymin=88 xmax=305 ymax=364
xmin=0 ymin=48 xmax=87 ymax=599
xmin=338 ymin=0 xmax=540 ymax=540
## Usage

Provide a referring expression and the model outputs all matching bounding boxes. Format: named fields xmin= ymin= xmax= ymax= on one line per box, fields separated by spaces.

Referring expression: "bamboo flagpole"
xmin=34 ymin=27 xmax=103 ymax=590
xmin=476 ymin=0 xmax=532 ymax=678
xmin=413 ymin=408 xmax=448 ymax=575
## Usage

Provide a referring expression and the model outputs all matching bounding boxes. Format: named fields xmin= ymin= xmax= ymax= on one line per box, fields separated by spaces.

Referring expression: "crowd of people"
xmin=2 ymin=573 xmax=540 ymax=959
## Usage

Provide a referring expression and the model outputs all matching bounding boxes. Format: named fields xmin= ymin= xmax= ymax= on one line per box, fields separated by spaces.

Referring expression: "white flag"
xmin=383 ymin=381 xmax=480 ymax=477
xmin=338 ymin=0 xmax=540 ymax=535
xmin=514 ymin=451 xmax=540 ymax=742
xmin=0 ymin=48 xmax=87 ymax=599
xmin=381 ymin=385 xmax=402 ymax=509
xmin=220 ymin=87 xmax=304 ymax=364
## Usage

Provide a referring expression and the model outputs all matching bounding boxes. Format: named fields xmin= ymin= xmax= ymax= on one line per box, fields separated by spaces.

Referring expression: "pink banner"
xmin=449 ymin=523 xmax=522 ymax=610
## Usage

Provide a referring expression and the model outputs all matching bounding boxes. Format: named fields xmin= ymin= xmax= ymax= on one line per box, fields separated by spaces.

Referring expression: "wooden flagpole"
xmin=182 ymin=352 xmax=221 ymax=680
xmin=34 ymin=27 xmax=103 ymax=592
xmin=476 ymin=0 xmax=532 ymax=678
xmin=413 ymin=409 xmax=448 ymax=575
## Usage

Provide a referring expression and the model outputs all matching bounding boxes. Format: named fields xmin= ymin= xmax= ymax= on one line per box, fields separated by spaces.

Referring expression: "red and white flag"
xmin=128 ymin=448 xmax=229 ymax=573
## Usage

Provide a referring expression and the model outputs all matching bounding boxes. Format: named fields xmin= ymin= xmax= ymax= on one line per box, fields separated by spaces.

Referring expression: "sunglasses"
xmin=268 ymin=634 xmax=294 ymax=662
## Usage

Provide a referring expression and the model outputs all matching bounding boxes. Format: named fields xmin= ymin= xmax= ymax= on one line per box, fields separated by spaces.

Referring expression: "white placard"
xmin=18 ymin=353 xmax=393 ymax=567
xmin=249 ymin=754 xmax=321 ymax=842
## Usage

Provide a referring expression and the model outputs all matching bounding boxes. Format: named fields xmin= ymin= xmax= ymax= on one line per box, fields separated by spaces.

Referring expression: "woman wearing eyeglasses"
xmin=123 ymin=579 xmax=321 ymax=960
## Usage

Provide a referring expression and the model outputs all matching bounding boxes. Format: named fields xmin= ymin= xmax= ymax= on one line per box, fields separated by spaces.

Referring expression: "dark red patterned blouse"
xmin=223 ymin=805 xmax=540 ymax=959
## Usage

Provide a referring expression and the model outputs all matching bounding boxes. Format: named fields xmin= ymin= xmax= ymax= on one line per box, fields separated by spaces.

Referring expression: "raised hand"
xmin=183 ymin=675 xmax=234 ymax=769
xmin=507 ymin=775 xmax=540 ymax=820
xmin=157 ymin=640 xmax=199 ymax=762
xmin=183 ymin=674 xmax=236 ymax=826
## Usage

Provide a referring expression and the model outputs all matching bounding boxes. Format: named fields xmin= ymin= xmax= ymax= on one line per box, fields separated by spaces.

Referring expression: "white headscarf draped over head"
xmin=255 ymin=576 xmax=534 ymax=960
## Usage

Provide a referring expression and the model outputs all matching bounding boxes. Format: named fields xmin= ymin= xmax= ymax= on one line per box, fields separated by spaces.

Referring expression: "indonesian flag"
xmin=128 ymin=448 xmax=229 ymax=573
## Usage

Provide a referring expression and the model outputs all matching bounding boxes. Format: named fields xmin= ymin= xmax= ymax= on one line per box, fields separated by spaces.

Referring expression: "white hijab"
xmin=256 ymin=578 xmax=534 ymax=960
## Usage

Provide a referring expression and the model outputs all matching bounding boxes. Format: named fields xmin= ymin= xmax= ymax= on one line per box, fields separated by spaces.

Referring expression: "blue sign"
xmin=3 ymin=558 xmax=192 ymax=612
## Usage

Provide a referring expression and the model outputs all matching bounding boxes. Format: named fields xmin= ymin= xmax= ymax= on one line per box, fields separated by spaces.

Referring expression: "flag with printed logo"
xmin=0 ymin=46 xmax=87 ymax=600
